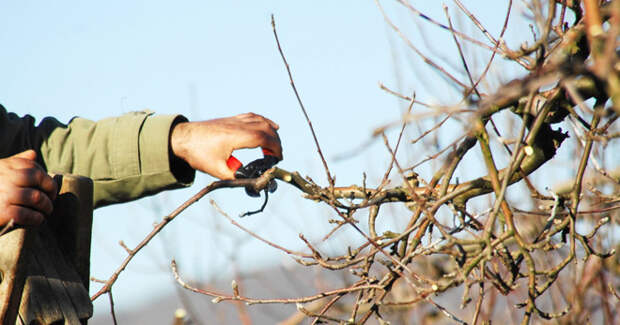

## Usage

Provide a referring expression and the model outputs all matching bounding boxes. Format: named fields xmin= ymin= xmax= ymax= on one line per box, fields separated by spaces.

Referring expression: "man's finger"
xmin=7 ymin=187 xmax=54 ymax=216
xmin=13 ymin=149 xmax=37 ymax=161
xmin=5 ymin=206 xmax=45 ymax=226
xmin=215 ymin=160 xmax=236 ymax=180
xmin=261 ymin=138 xmax=283 ymax=160
xmin=234 ymin=130 xmax=282 ymax=160
xmin=6 ymin=157 xmax=39 ymax=171
xmin=239 ymin=113 xmax=279 ymax=130
xmin=38 ymin=172 xmax=57 ymax=201
xmin=9 ymin=168 xmax=57 ymax=199
xmin=260 ymin=116 xmax=279 ymax=130
xmin=254 ymin=130 xmax=283 ymax=160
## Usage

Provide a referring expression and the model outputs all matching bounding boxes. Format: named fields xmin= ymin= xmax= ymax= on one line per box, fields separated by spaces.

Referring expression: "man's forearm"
xmin=0 ymin=105 xmax=195 ymax=208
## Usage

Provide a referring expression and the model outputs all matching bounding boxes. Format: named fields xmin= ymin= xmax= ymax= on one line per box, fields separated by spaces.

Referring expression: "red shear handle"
xmin=226 ymin=156 xmax=242 ymax=172
xmin=227 ymin=148 xmax=277 ymax=172
xmin=261 ymin=148 xmax=276 ymax=157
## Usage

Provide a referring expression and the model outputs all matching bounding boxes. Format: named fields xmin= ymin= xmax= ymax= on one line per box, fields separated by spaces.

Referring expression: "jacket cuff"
xmin=138 ymin=113 xmax=195 ymax=187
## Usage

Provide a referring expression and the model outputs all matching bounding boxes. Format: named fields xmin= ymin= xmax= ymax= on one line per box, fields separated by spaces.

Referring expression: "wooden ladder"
xmin=0 ymin=174 xmax=94 ymax=325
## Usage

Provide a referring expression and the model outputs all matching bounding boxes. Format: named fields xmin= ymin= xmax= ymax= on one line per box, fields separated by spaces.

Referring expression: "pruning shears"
xmin=226 ymin=148 xmax=279 ymax=197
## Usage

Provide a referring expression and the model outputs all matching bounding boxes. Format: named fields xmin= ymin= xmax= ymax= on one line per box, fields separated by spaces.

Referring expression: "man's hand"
xmin=0 ymin=150 xmax=58 ymax=226
xmin=170 ymin=113 xmax=282 ymax=180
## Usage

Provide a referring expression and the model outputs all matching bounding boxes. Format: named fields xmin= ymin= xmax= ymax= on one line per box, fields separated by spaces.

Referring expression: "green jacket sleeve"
xmin=0 ymin=104 xmax=195 ymax=208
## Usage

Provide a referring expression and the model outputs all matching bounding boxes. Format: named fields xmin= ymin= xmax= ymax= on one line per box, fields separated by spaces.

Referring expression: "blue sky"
xmin=1 ymin=0 xmax=539 ymax=319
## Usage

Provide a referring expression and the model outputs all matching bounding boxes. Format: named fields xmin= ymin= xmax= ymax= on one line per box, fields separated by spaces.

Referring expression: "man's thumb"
xmin=216 ymin=160 xmax=236 ymax=180
xmin=14 ymin=149 xmax=37 ymax=161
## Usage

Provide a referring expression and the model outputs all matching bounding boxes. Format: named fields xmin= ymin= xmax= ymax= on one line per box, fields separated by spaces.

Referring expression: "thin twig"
xmin=210 ymin=199 xmax=312 ymax=258
xmin=375 ymin=0 xmax=469 ymax=90
xmin=444 ymin=4 xmax=481 ymax=97
xmin=0 ymin=219 xmax=14 ymax=237
xmin=171 ymin=260 xmax=382 ymax=305
xmin=108 ymin=289 xmax=118 ymax=325
xmin=271 ymin=15 xmax=334 ymax=188
xmin=91 ymin=175 xmax=279 ymax=301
